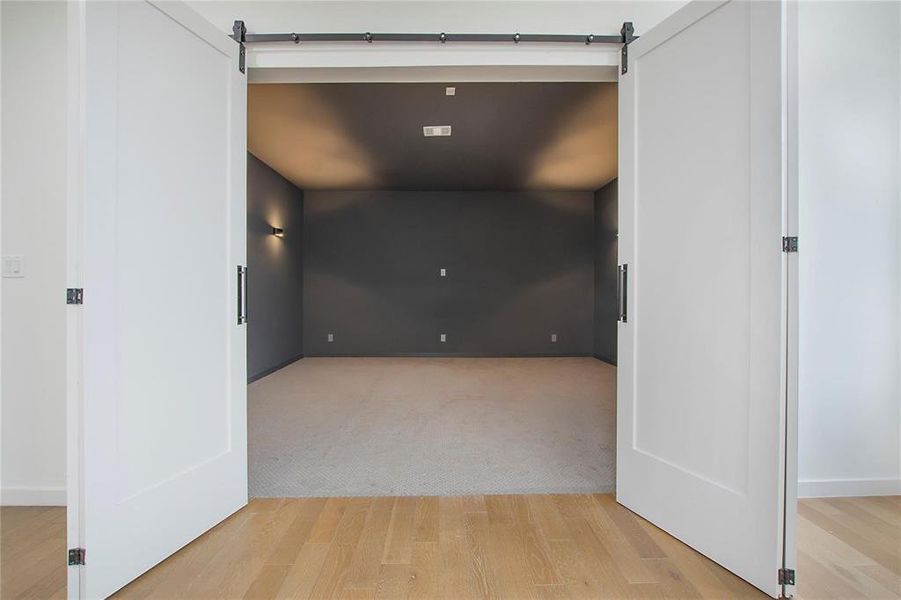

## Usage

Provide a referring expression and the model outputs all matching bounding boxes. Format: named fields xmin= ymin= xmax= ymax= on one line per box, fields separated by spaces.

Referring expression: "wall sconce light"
xmin=271 ymin=227 xmax=284 ymax=238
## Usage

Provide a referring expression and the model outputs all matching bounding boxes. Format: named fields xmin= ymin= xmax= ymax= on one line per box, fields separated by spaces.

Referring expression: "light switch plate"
xmin=551 ymin=333 xmax=558 ymax=342
xmin=440 ymin=333 xmax=447 ymax=343
xmin=2 ymin=255 xmax=24 ymax=278
xmin=440 ymin=268 xmax=447 ymax=277
xmin=327 ymin=333 xmax=334 ymax=342
xmin=445 ymin=87 xmax=456 ymax=96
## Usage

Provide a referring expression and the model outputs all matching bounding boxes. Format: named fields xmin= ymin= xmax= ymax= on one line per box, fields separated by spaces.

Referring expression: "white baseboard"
xmin=799 ymin=478 xmax=901 ymax=498
xmin=1 ymin=486 xmax=66 ymax=506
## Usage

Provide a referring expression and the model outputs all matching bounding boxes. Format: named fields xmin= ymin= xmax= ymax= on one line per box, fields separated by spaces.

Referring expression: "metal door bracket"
xmin=621 ymin=22 xmax=635 ymax=74
xmin=782 ymin=236 xmax=798 ymax=253
xmin=778 ymin=568 xmax=795 ymax=585
xmin=68 ymin=548 xmax=86 ymax=566
xmin=232 ymin=20 xmax=247 ymax=74
xmin=66 ymin=288 xmax=84 ymax=305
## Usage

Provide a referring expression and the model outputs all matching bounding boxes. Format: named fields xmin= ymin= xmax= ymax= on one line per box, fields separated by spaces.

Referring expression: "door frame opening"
xmin=64 ymin=5 xmax=798 ymax=597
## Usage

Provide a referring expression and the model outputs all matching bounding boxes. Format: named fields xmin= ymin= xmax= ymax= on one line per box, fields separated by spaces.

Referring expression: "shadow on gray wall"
xmin=247 ymin=154 xmax=304 ymax=381
xmin=594 ymin=180 xmax=618 ymax=365
xmin=303 ymin=190 xmax=595 ymax=356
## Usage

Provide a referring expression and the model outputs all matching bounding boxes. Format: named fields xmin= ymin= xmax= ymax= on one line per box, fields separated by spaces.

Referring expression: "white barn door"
xmin=70 ymin=2 xmax=247 ymax=597
xmin=617 ymin=1 xmax=788 ymax=598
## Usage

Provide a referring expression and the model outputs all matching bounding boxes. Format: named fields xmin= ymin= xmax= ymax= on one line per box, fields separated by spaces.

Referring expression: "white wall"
xmin=798 ymin=1 xmax=901 ymax=498
xmin=187 ymin=1 xmax=687 ymax=79
xmin=1 ymin=1 xmax=68 ymax=505
xmin=188 ymin=1 xmax=686 ymax=38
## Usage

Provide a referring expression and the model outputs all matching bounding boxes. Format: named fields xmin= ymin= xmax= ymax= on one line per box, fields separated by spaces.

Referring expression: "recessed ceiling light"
xmin=445 ymin=86 xmax=456 ymax=96
xmin=423 ymin=125 xmax=452 ymax=137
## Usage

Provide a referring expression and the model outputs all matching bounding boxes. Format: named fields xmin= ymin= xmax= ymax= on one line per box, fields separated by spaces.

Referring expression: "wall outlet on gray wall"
xmin=304 ymin=189 xmax=596 ymax=356
xmin=551 ymin=333 xmax=558 ymax=342
xmin=440 ymin=333 xmax=447 ymax=342
xmin=327 ymin=333 xmax=334 ymax=342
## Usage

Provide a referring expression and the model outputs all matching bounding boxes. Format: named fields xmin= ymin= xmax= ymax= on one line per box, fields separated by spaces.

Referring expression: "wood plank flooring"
xmin=2 ymin=495 xmax=899 ymax=599
xmin=0 ymin=505 xmax=67 ymax=599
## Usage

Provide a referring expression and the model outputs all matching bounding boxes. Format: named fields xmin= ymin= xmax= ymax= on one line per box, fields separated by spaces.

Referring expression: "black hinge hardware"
xmin=68 ymin=548 xmax=86 ymax=566
xmin=783 ymin=236 xmax=798 ymax=253
xmin=778 ymin=568 xmax=795 ymax=586
xmin=621 ymin=22 xmax=635 ymax=75
xmin=66 ymin=288 xmax=84 ymax=305
xmin=232 ymin=20 xmax=247 ymax=74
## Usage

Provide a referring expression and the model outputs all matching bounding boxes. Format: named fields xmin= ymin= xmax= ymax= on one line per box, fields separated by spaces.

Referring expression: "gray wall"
xmin=594 ymin=180 xmax=618 ymax=365
xmin=247 ymin=154 xmax=304 ymax=381
xmin=304 ymin=190 xmax=594 ymax=356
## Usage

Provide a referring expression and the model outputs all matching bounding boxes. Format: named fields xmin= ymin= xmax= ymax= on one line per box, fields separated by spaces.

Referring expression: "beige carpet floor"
xmin=248 ymin=357 xmax=616 ymax=497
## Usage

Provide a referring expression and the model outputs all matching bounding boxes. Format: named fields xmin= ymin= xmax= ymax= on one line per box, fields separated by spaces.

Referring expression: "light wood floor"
xmin=2 ymin=495 xmax=899 ymax=599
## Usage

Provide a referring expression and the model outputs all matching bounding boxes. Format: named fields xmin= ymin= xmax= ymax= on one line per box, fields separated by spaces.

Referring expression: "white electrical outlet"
xmin=440 ymin=333 xmax=447 ymax=343
xmin=1 ymin=255 xmax=24 ymax=278
xmin=440 ymin=268 xmax=447 ymax=277
xmin=551 ymin=333 xmax=558 ymax=342
xmin=327 ymin=333 xmax=334 ymax=342
xmin=423 ymin=125 xmax=452 ymax=137
xmin=445 ymin=86 xmax=456 ymax=96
